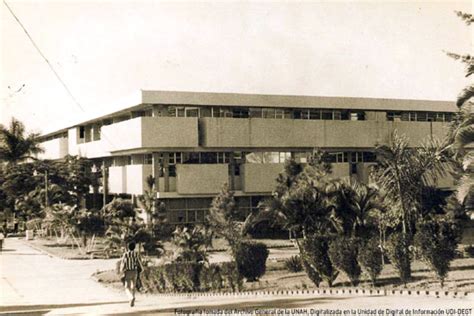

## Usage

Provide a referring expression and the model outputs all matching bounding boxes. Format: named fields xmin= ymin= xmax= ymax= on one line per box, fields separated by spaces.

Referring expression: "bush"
xmin=328 ymin=237 xmax=361 ymax=286
xmin=163 ymin=262 xmax=201 ymax=292
xmin=414 ymin=220 xmax=460 ymax=287
xmin=386 ymin=232 xmax=412 ymax=285
xmin=220 ymin=261 xmax=243 ymax=292
xmin=464 ymin=245 xmax=474 ymax=258
xmin=358 ymin=237 xmax=383 ymax=286
xmin=235 ymin=242 xmax=269 ymax=282
xmin=199 ymin=264 xmax=223 ymax=292
xmin=285 ymin=255 xmax=303 ymax=273
xmin=301 ymin=257 xmax=322 ymax=287
xmin=140 ymin=261 xmax=242 ymax=293
xmin=302 ymin=235 xmax=338 ymax=287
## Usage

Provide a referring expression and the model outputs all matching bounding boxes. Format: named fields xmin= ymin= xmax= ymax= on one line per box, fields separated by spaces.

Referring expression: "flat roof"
xmin=41 ymin=90 xmax=457 ymax=138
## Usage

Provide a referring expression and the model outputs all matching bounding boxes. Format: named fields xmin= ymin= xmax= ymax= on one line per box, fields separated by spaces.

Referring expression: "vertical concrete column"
xmin=229 ymin=154 xmax=235 ymax=190
xmin=152 ymin=153 xmax=160 ymax=191
xmin=102 ymin=160 xmax=108 ymax=208
xmin=163 ymin=153 xmax=170 ymax=192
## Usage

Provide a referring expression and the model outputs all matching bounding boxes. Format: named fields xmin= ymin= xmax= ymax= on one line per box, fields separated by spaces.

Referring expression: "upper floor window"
xmin=387 ymin=111 xmax=453 ymax=122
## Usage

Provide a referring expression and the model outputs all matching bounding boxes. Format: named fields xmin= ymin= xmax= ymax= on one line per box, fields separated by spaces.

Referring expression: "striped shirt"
xmin=121 ymin=250 xmax=143 ymax=272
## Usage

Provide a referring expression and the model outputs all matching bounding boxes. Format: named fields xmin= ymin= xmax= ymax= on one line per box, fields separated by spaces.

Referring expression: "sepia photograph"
xmin=1 ymin=0 xmax=473 ymax=315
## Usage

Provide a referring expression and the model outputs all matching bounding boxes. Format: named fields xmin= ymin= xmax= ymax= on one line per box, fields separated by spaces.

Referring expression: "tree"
xmin=326 ymin=178 xmax=383 ymax=238
xmin=137 ymin=175 xmax=169 ymax=238
xmin=372 ymin=132 xmax=450 ymax=236
xmin=172 ymin=225 xmax=210 ymax=263
xmin=446 ymin=11 xmax=474 ymax=211
xmin=414 ymin=219 xmax=461 ymax=287
xmin=0 ymin=117 xmax=43 ymax=164
xmin=207 ymin=183 xmax=243 ymax=253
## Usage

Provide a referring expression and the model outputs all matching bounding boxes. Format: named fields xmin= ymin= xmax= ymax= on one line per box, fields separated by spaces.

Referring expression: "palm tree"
xmin=446 ymin=11 xmax=474 ymax=210
xmin=327 ymin=178 xmax=383 ymax=238
xmin=0 ymin=118 xmax=43 ymax=164
xmin=371 ymin=131 xmax=450 ymax=236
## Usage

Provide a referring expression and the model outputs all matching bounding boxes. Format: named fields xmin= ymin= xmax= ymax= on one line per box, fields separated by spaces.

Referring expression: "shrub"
xmin=302 ymin=235 xmax=338 ymax=287
xmin=328 ymin=237 xmax=361 ymax=286
xmin=235 ymin=242 xmax=269 ymax=282
xmin=140 ymin=261 xmax=242 ymax=293
xmin=220 ymin=261 xmax=243 ymax=292
xmin=357 ymin=236 xmax=383 ymax=286
xmin=386 ymin=232 xmax=412 ymax=286
xmin=285 ymin=255 xmax=303 ymax=273
xmin=464 ymin=245 xmax=474 ymax=258
xmin=199 ymin=264 xmax=223 ymax=292
xmin=414 ymin=220 xmax=460 ymax=287
xmin=301 ymin=257 xmax=322 ymax=287
xmin=163 ymin=262 xmax=201 ymax=292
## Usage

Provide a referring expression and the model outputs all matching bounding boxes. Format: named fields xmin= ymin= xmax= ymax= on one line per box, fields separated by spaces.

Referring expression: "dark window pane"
xmin=201 ymin=152 xmax=217 ymax=164
xmin=321 ymin=110 xmax=333 ymax=120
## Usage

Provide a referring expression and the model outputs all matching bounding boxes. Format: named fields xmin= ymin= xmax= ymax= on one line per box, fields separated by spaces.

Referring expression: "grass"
xmin=28 ymin=236 xmax=115 ymax=259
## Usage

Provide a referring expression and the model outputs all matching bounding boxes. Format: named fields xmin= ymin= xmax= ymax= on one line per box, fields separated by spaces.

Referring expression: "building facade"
xmin=38 ymin=90 xmax=458 ymax=224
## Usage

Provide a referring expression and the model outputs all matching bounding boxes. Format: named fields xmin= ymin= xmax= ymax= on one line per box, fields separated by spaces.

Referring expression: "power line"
xmin=3 ymin=0 xmax=85 ymax=112
xmin=3 ymin=0 xmax=118 ymax=149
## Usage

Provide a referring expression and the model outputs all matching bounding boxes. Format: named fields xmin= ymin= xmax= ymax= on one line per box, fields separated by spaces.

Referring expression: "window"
xmin=217 ymin=152 xmax=230 ymax=163
xmin=279 ymin=152 xmax=291 ymax=162
xmin=200 ymin=107 xmax=212 ymax=117
xmin=262 ymin=108 xmax=276 ymax=118
xmin=417 ymin=112 xmax=427 ymax=122
xmin=249 ymin=108 xmax=263 ymax=118
xmin=182 ymin=152 xmax=200 ymax=164
xmin=234 ymin=164 xmax=240 ymax=176
xmin=321 ymin=110 xmax=333 ymax=120
xmin=362 ymin=152 xmax=376 ymax=162
xmin=232 ymin=108 xmax=249 ymax=118
xmin=185 ymin=107 xmax=199 ymax=117
xmin=79 ymin=126 xmax=85 ymax=139
xmin=309 ymin=109 xmax=321 ymax=120
xmin=263 ymin=152 xmax=280 ymax=163
xmin=212 ymin=107 xmax=232 ymax=118
xmin=295 ymin=109 xmax=310 ymax=119
xmin=200 ymin=152 xmax=218 ymax=164
xmin=294 ymin=152 xmax=310 ymax=163
xmin=145 ymin=154 xmax=153 ymax=165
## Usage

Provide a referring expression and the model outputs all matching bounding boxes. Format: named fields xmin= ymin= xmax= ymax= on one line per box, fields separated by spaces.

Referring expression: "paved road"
xmin=1 ymin=238 xmax=472 ymax=315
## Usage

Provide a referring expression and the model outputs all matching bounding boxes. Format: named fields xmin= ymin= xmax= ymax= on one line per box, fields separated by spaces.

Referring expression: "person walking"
xmin=119 ymin=241 xmax=143 ymax=307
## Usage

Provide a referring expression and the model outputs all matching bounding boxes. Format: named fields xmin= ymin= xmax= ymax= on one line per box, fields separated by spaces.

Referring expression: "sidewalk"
xmin=0 ymin=238 xmax=126 ymax=312
xmin=1 ymin=238 xmax=472 ymax=315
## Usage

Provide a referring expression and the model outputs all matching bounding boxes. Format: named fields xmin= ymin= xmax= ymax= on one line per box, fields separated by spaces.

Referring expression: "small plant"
xmin=386 ymin=232 xmax=412 ymax=286
xmin=284 ymin=255 xmax=303 ymax=273
xmin=235 ymin=242 xmax=269 ymax=282
xmin=328 ymin=237 xmax=361 ymax=286
xmin=357 ymin=236 xmax=383 ymax=287
xmin=414 ymin=220 xmax=460 ymax=287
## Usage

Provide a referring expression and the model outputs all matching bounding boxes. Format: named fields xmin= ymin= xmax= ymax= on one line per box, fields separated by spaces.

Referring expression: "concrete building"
xmin=37 ymin=90 xmax=458 ymax=224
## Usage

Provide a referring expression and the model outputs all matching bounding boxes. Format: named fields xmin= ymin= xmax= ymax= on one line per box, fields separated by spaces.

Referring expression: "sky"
xmin=1 ymin=0 xmax=472 ymax=135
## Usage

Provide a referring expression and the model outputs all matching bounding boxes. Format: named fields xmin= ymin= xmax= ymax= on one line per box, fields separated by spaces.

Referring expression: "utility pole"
xmin=44 ymin=169 xmax=49 ymax=208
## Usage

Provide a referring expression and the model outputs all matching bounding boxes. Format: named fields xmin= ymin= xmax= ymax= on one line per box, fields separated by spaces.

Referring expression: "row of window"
xmin=111 ymin=151 xmax=377 ymax=168
xmin=167 ymin=106 xmax=366 ymax=121
xmin=387 ymin=111 xmax=453 ymax=122
xmin=166 ymin=196 xmax=263 ymax=223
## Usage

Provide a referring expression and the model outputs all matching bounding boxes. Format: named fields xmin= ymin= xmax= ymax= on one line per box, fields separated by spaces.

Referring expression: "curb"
xmin=151 ymin=288 xmax=472 ymax=300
